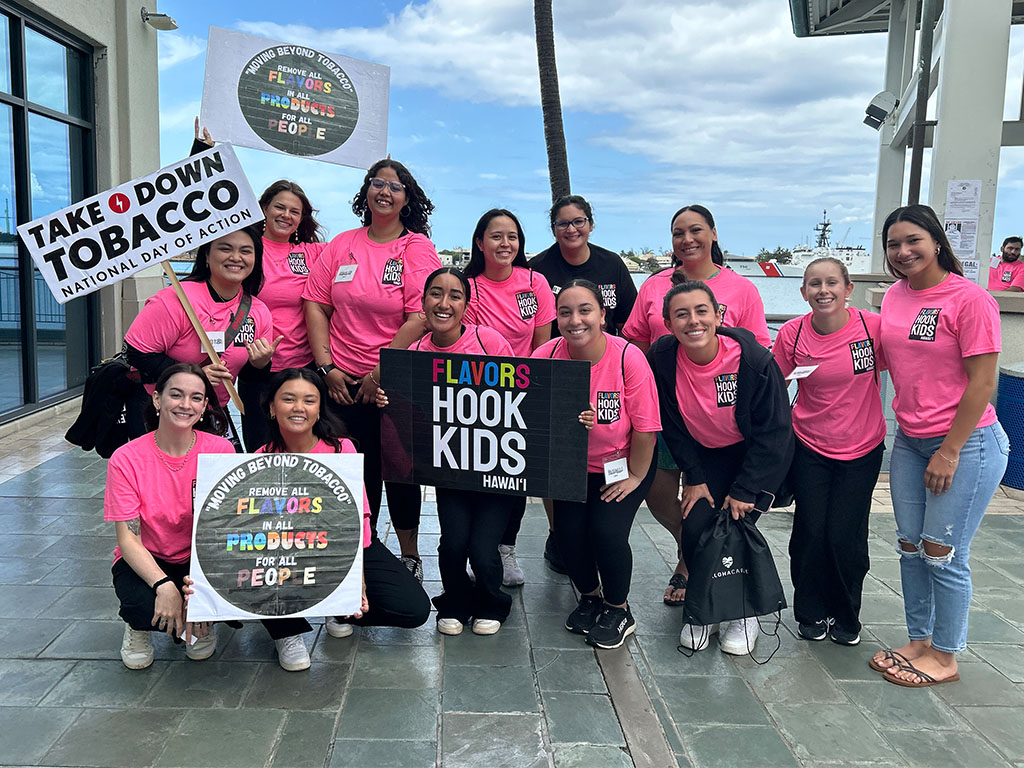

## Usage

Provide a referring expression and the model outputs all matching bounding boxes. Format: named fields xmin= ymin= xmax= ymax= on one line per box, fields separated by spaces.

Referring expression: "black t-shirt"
xmin=528 ymin=243 xmax=638 ymax=334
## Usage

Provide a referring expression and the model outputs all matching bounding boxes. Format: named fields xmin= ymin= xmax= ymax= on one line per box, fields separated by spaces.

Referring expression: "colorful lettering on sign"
xmin=430 ymin=359 xmax=531 ymax=388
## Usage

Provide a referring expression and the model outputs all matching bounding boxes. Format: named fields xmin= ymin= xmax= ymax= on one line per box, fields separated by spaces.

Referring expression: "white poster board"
xmin=188 ymin=452 xmax=364 ymax=622
xmin=200 ymin=27 xmax=389 ymax=169
xmin=16 ymin=144 xmax=260 ymax=303
xmin=944 ymin=179 xmax=982 ymax=281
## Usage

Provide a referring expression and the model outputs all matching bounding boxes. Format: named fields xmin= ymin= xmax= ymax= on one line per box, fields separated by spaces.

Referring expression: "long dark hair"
xmin=261 ymin=368 xmax=349 ymax=454
xmin=352 ymin=159 xmax=434 ymax=236
xmin=549 ymin=194 xmax=593 ymax=228
xmin=185 ymin=223 xmax=265 ymax=297
xmin=465 ymin=208 xmax=529 ymax=278
xmin=144 ymin=362 xmax=229 ymax=435
xmin=259 ymin=180 xmax=325 ymax=244
xmin=882 ymin=204 xmax=963 ymax=280
xmin=670 ymin=205 xmax=725 ymax=267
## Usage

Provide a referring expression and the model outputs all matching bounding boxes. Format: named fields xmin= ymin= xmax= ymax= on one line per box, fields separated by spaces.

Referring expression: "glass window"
xmin=0 ymin=15 xmax=10 ymax=95
xmin=25 ymin=27 xmax=85 ymax=118
xmin=0 ymin=103 xmax=21 ymax=412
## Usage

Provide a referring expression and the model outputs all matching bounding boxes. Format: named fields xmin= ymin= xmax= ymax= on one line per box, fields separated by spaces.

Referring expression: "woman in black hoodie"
xmin=649 ymin=279 xmax=793 ymax=657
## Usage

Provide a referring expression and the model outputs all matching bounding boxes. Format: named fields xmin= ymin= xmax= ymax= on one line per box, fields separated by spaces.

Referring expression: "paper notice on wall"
xmin=944 ymin=180 xmax=981 ymax=281
xmin=945 ymin=180 xmax=981 ymax=219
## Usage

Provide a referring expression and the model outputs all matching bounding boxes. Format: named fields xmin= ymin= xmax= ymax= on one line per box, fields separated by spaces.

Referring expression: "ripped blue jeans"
xmin=889 ymin=423 xmax=1009 ymax=653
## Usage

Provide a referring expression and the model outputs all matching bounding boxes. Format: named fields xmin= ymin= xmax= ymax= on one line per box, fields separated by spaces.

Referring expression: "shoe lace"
xmin=125 ymin=628 xmax=149 ymax=652
xmin=279 ymin=635 xmax=305 ymax=656
xmin=501 ymin=547 xmax=520 ymax=567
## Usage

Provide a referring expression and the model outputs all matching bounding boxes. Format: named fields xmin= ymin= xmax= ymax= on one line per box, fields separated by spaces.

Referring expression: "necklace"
xmin=153 ymin=431 xmax=197 ymax=472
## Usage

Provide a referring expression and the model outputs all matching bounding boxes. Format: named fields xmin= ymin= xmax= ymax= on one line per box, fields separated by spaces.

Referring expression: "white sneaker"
xmin=472 ymin=619 xmax=501 ymax=635
xmin=499 ymin=544 xmax=524 ymax=586
xmin=678 ymin=623 xmax=720 ymax=652
xmin=185 ymin=631 xmax=217 ymax=661
xmin=437 ymin=618 xmax=464 ymax=635
xmin=120 ymin=625 xmax=153 ymax=669
xmin=325 ymin=618 xmax=354 ymax=638
xmin=719 ymin=617 xmax=760 ymax=656
xmin=275 ymin=635 xmax=311 ymax=672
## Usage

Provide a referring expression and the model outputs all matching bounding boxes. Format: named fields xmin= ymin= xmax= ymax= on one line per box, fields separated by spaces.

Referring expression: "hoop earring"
xmin=400 ymin=204 xmax=411 ymax=218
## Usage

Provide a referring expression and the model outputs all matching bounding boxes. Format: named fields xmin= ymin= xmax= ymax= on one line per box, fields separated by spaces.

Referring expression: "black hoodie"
xmin=649 ymin=326 xmax=794 ymax=507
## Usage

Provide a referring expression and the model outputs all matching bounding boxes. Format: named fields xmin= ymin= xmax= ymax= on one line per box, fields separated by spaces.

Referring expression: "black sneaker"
xmin=586 ymin=605 xmax=636 ymax=650
xmin=829 ymin=625 xmax=861 ymax=646
xmin=797 ymin=620 xmax=829 ymax=641
xmin=544 ymin=532 xmax=568 ymax=574
xmin=565 ymin=594 xmax=604 ymax=635
xmin=400 ymin=555 xmax=424 ymax=584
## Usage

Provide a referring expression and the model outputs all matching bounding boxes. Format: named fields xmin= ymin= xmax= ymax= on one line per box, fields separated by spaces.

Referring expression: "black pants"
xmin=345 ymin=538 xmax=431 ymax=628
xmin=553 ymin=457 xmax=657 ymax=606
xmin=111 ymin=557 xmax=310 ymax=640
xmin=679 ymin=441 xmax=761 ymax=566
xmin=499 ymin=496 xmax=527 ymax=546
xmin=238 ymin=373 xmax=273 ymax=452
xmin=788 ymin=439 xmax=884 ymax=634
xmin=326 ymin=395 xmax=421 ymax=535
xmin=433 ymin=488 xmax=516 ymax=623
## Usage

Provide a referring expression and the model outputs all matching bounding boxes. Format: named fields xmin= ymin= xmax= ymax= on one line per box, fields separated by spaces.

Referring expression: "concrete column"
xmin=870 ymin=0 xmax=911 ymax=271
xmin=926 ymin=0 xmax=1011 ymax=286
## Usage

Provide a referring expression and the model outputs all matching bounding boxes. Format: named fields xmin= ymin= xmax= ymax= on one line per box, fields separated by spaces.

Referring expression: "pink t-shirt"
xmin=258 ymin=439 xmax=372 ymax=548
xmin=303 ymin=227 xmax=441 ymax=376
xmin=412 ymin=324 xmax=514 ymax=356
xmin=622 ymin=267 xmax=771 ymax=347
xmin=259 ymin=238 xmax=328 ymax=370
xmin=534 ymin=334 xmax=661 ymax=472
xmin=988 ymin=259 xmax=1024 ymax=291
xmin=775 ymin=308 xmax=887 ymax=460
xmin=674 ymin=334 xmax=745 ymax=449
xmin=881 ymin=273 xmax=1000 ymax=438
xmin=463 ymin=268 xmax=557 ymax=356
xmin=125 ymin=280 xmax=274 ymax=407
xmin=104 ymin=430 xmax=235 ymax=563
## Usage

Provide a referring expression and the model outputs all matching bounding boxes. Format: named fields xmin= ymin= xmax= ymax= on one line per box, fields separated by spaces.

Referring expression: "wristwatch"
xmin=316 ymin=363 xmax=337 ymax=378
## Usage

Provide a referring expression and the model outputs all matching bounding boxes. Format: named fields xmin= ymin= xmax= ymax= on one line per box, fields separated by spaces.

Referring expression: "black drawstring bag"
xmin=680 ymin=509 xmax=787 ymax=663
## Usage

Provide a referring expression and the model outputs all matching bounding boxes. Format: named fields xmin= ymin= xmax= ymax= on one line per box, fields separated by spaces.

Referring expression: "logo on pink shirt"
xmin=909 ymin=308 xmax=941 ymax=342
xmin=515 ymin=290 xmax=538 ymax=319
xmin=233 ymin=318 xmax=256 ymax=346
xmin=720 ymin=303 xmax=728 ymax=319
xmin=288 ymin=252 xmax=309 ymax=275
xmin=596 ymin=391 xmax=621 ymax=424
xmin=714 ymin=373 xmax=738 ymax=407
xmin=381 ymin=258 xmax=404 ymax=286
xmin=849 ymin=339 xmax=875 ymax=375
xmin=1002 ymin=270 xmax=1013 ymax=283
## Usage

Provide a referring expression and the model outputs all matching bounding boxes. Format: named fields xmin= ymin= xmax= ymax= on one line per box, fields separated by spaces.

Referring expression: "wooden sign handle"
xmin=161 ymin=262 xmax=245 ymax=414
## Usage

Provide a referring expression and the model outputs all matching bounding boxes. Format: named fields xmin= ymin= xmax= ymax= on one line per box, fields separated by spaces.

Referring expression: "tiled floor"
xmin=1 ymin=413 xmax=1024 ymax=767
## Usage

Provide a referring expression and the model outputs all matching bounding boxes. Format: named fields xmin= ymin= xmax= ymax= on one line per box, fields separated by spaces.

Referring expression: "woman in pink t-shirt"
xmin=105 ymin=363 xmax=234 ymax=669
xmin=532 ymin=280 xmax=660 ymax=650
xmin=379 ymin=268 xmax=519 ymax=637
xmin=623 ymin=205 xmax=770 ymax=607
xmin=871 ymin=205 xmax=1008 ymax=688
xmin=775 ymin=258 xmax=887 ymax=647
xmin=237 ymin=180 xmax=329 ymax=451
xmin=258 ymin=369 xmax=429 ymax=657
xmin=649 ymin=281 xmax=793 ymax=657
xmin=304 ymin=160 xmax=441 ymax=581
xmin=462 ymin=209 xmax=557 ymax=587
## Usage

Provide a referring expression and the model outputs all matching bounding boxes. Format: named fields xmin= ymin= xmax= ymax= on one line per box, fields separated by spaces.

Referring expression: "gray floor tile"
xmin=534 ymin=647 xmax=606 ymax=693
xmin=0 ymin=706 xmax=78 ymax=764
xmin=969 ymin=607 xmax=1024 ymax=642
xmin=442 ymin=628 xmax=532 ymax=667
xmin=0 ymin=616 xmax=69 ymax=658
xmin=0 ymin=583 xmax=67 ymax=618
xmin=527 ymin=613 xmax=591 ymax=649
xmin=0 ymin=658 xmax=75 ymax=705
xmin=542 ymin=691 xmax=624 ymax=746
xmin=36 ymin=534 xmax=113 ymax=560
xmin=358 ymin=619 xmax=442 ymax=645
xmin=144 ymin=660 xmax=260 ymax=708
xmin=350 ymin=643 xmax=441 ymax=689
xmin=43 ymin=585 xmax=119 ymax=619
xmin=888 ymin=729 xmax=1011 ymax=767
xmin=766 ymin=703 xmax=900 ymax=763
xmin=685 ymin=725 xmax=799 ymax=768
xmin=271 ymin=711 xmax=337 ymax=768
xmin=155 ymin=709 xmax=285 ymax=768
xmin=520 ymin=582 xmax=579 ymax=614
xmin=802 ymin=638 xmax=884 ymax=681
xmin=857 ymin=592 xmax=908 ymax=624
xmin=840 ymin=680 xmax=962 ymax=731
xmin=330 ymin=739 xmax=436 ymax=768
xmin=40 ymin=659 xmax=168 ymax=707
xmin=217 ymin=622 xmax=278 ymax=662
xmin=957 ymin=706 xmax=1024 ymax=761
xmin=38 ymin=556 xmax=117 ymax=587
xmin=0 ymin=555 xmax=61 ymax=584
xmin=635 ymin=633 xmax=741 ymax=678
xmin=442 ymin=712 xmax=547 ymax=768
xmin=970 ymin=643 xmax=1024 ymax=682
xmin=45 ymin=708 xmax=184 ymax=767
xmin=336 ymin=687 xmax=438 ymax=740
xmin=38 ymin=619 xmax=128 ymax=660
xmin=442 ymin=663 xmax=538 ymax=713
xmin=933 ymin=661 xmax=1024 ymax=706
xmin=1 ymin=513 xmax=59 ymax=533
xmin=243 ymin=660 xmax=351 ymax=710
xmin=552 ymin=744 xmax=634 ymax=768
xmin=735 ymin=655 xmax=845 ymax=704
xmin=658 ymin=675 xmax=768 ymax=726
xmin=310 ymin=627 xmax=358 ymax=663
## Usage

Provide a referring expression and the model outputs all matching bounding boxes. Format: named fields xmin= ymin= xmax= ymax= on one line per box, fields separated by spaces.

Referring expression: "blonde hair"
xmin=803 ymin=257 xmax=850 ymax=286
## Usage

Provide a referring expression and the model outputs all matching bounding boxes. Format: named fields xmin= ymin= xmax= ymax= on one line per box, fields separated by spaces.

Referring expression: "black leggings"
xmin=499 ymin=496 xmax=527 ymax=547
xmin=344 ymin=538 xmax=431 ymax=628
xmin=788 ymin=439 xmax=884 ymax=634
xmin=238 ymin=373 xmax=273 ymax=452
xmin=111 ymin=557 xmax=310 ymax=640
xmin=553 ymin=457 xmax=657 ymax=606
xmin=433 ymin=488 xmax=516 ymax=623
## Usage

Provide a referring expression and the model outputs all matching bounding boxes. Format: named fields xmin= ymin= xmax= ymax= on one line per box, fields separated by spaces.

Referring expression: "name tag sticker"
xmin=786 ymin=365 xmax=819 ymax=381
xmin=603 ymin=457 xmax=629 ymax=485
xmin=335 ymin=264 xmax=358 ymax=283
xmin=205 ymin=331 xmax=226 ymax=354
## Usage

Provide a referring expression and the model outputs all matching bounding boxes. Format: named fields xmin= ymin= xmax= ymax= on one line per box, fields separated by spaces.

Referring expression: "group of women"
xmin=105 ymin=134 xmax=1007 ymax=682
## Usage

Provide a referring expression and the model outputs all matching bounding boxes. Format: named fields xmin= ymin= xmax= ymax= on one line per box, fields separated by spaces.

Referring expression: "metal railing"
xmin=0 ymin=267 xmax=65 ymax=329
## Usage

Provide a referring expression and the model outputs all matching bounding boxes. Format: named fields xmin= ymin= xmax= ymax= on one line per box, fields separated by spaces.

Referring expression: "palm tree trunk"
xmin=534 ymin=0 xmax=570 ymax=201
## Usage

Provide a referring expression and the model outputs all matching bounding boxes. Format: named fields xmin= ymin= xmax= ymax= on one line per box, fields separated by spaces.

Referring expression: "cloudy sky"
xmin=155 ymin=0 xmax=1024 ymax=259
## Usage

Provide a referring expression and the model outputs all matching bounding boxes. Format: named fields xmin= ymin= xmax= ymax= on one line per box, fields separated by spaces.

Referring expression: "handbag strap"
xmin=224 ymin=292 xmax=253 ymax=347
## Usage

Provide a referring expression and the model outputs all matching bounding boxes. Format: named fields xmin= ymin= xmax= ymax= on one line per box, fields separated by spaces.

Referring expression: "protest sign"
xmin=17 ymin=144 xmax=260 ymax=304
xmin=187 ymin=452 xmax=364 ymax=622
xmin=380 ymin=348 xmax=590 ymax=502
xmin=200 ymin=27 xmax=389 ymax=169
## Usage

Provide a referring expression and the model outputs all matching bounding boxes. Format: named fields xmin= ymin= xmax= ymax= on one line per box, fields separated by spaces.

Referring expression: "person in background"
xmin=871 ymin=204 xmax=1008 ymax=687
xmin=987 ymin=236 xmax=1024 ymax=292
xmin=534 ymin=279 xmax=659 ymax=649
xmin=304 ymin=159 xmax=441 ymax=581
xmin=463 ymin=208 xmax=557 ymax=587
xmin=529 ymin=194 xmax=638 ymax=575
xmin=774 ymin=257 xmax=887 ymax=647
xmin=622 ymin=205 xmax=770 ymax=607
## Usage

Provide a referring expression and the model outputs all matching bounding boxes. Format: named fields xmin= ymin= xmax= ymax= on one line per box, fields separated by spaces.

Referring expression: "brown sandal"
xmin=884 ymin=660 xmax=960 ymax=688
xmin=868 ymin=649 xmax=911 ymax=673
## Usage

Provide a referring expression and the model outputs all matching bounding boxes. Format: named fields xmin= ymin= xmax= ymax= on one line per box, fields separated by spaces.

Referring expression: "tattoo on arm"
xmin=126 ymin=517 xmax=141 ymax=536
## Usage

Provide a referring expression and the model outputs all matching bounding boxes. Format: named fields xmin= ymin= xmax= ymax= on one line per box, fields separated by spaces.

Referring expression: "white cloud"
xmin=158 ymin=34 xmax=205 ymax=70
xmin=479 ymin=172 xmax=506 ymax=180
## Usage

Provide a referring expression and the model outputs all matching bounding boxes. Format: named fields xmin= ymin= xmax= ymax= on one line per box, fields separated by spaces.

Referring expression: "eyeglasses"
xmin=369 ymin=178 xmax=405 ymax=193
xmin=554 ymin=217 xmax=589 ymax=231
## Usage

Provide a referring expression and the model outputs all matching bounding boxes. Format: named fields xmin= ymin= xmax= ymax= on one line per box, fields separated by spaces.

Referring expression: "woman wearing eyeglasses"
xmin=304 ymin=160 xmax=441 ymax=581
